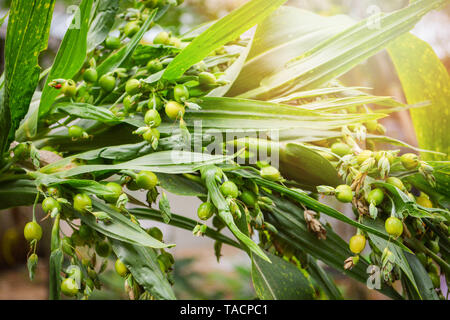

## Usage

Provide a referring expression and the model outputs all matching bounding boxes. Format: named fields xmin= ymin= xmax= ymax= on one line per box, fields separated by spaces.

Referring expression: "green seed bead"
xmin=331 ymin=142 xmax=351 ymax=157
xmin=260 ymin=166 xmax=281 ymax=181
xmin=335 ymin=185 xmax=353 ymax=203
xmin=165 ymin=101 xmax=185 ymax=120
xmin=73 ymin=193 xmax=92 ymax=212
xmin=401 ymin=153 xmax=419 ymax=170
xmin=365 ymin=120 xmax=378 ymax=132
xmin=385 ymin=217 xmax=403 ymax=237
xmin=62 ymin=80 xmax=77 ymax=97
xmin=386 ymin=177 xmax=404 ymax=190
xmin=136 ymin=171 xmax=158 ymax=190
xmin=356 ymin=150 xmax=373 ymax=165
xmin=105 ymin=36 xmax=121 ymax=49
xmin=239 ymin=189 xmax=257 ymax=207
xmin=349 ymin=234 xmax=366 ymax=254
xmin=78 ymin=224 xmax=93 ymax=240
xmin=62 ymin=236 xmax=74 ymax=256
xmin=99 ymin=74 xmax=116 ymax=92
xmin=83 ymin=68 xmax=98 ymax=83
xmin=115 ymin=259 xmax=128 ymax=277
xmin=125 ymin=79 xmax=141 ymax=95
xmin=198 ymin=72 xmax=216 ymax=86
xmin=144 ymin=109 xmax=162 ymax=127
xmin=367 ymin=188 xmax=384 ymax=206
xmin=68 ymin=125 xmax=85 ymax=139
xmin=123 ymin=95 xmax=137 ymax=113
xmin=197 ymin=202 xmax=215 ymax=221
xmin=147 ymin=227 xmax=163 ymax=241
xmin=124 ymin=21 xmax=140 ymax=38
xmin=143 ymin=128 xmax=160 ymax=142
xmin=95 ymin=241 xmax=112 ymax=257
xmin=147 ymin=58 xmax=164 ymax=73
xmin=173 ymin=84 xmax=189 ymax=103
xmin=61 ymin=278 xmax=79 ymax=297
xmin=104 ymin=182 xmax=122 ymax=203
xmin=42 ymin=197 xmax=61 ymax=213
xmin=24 ymin=221 xmax=43 ymax=242
xmin=220 ymin=181 xmax=239 ymax=198
xmin=153 ymin=31 xmax=170 ymax=45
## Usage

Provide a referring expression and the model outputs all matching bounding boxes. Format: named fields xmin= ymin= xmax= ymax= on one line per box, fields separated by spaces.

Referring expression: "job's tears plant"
xmin=0 ymin=0 xmax=449 ymax=300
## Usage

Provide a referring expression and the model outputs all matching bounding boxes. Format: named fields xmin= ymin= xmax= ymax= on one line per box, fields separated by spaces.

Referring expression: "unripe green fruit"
xmin=356 ymin=150 xmax=373 ymax=165
xmin=153 ymin=31 xmax=170 ymax=45
xmin=104 ymin=182 xmax=122 ymax=203
xmin=416 ymin=252 xmax=427 ymax=267
xmin=197 ymin=202 xmax=215 ymax=220
xmin=83 ymin=68 xmax=98 ymax=83
xmin=220 ymin=181 xmax=239 ymax=198
xmin=335 ymin=185 xmax=353 ymax=203
xmin=147 ymin=227 xmax=163 ymax=241
xmin=401 ymin=153 xmax=419 ymax=170
xmin=260 ymin=166 xmax=281 ymax=181
xmin=125 ymin=79 xmax=141 ymax=96
xmin=47 ymin=187 xmax=60 ymax=197
xmin=115 ymin=259 xmax=128 ymax=277
xmin=386 ymin=177 xmax=404 ymax=190
xmin=61 ymin=278 xmax=79 ymax=297
xmin=198 ymin=72 xmax=216 ymax=86
xmin=143 ymin=128 xmax=160 ymax=142
xmin=349 ymin=234 xmax=366 ymax=254
xmin=428 ymin=272 xmax=440 ymax=288
xmin=62 ymin=236 xmax=74 ymax=256
xmin=365 ymin=120 xmax=378 ymax=132
xmin=136 ymin=171 xmax=158 ymax=190
xmin=105 ymin=36 xmax=121 ymax=49
xmin=147 ymin=58 xmax=164 ymax=73
xmin=78 ymin=224 xmax=93 ymax=240
xmin=124 ymin=21 xmax=140 ymax=38
xmin=173 ymin=84 xmax=189 ymax=103
xmin=95 ymin=241 xmax=112 ymax=257
xmin=99 ymin=74 xmax=116 ymax=92
xmin=68 ymin=125 xmax=85 ymax=139
xmin=367 ymin=188 xmax=384 ymax=206
xmin=428 ymin=240 xmax=440 ymax=254
xmin=385 ymin=217 xmax=403 ymax=237
xmin=165 ymin=101 xmax=185 ymax=120
xmin=331 ymin=142 xmax=351 ymax=157
xmin=148 ymin=94 xmax=163 ymax=110
xmin=73 ymin=193 xmax=92 ymax=212
xmin=62 ymin=80 xmax=77 ymax=97
xmin=416 ymin=195 xmax=433 ymax=208
xmin=239 ymin=189 xmax=257 ymax=207
xmin=123 ymin=95 xmax=137 ymax=113
xmin=212 ymin=216 xmax=225 ymax=229
xmin=42 ymin=197 xmax=61 ymax=214
xmin=24 ymin=221 xmax=43 ymax=242
xmin=144 ymin=109 xmax=162 ymax=127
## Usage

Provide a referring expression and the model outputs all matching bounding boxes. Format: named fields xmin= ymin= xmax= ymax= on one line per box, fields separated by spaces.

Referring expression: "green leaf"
xmin=156 ymin=173 xmax=206 ymax=197
xmin=3 ymin=0 xmax=55 ymax=145
xmin=404 ymin=252 xmax=439 ymax=300
xmin=96 ymin=10 xmax=157 ymax=77
xmin=252 ymin=251 xmax=314 ymax=300
xmin=229 ymin=6 xmax=354 ymax=97
xmin=111 ymin=240 xmax=176 ymax=300
xmin=69 ymin=198 xmax=173 ymax=249
xmin=306 ymin=256 xmax=343 ymax=300
xmin=51 ymin=102 xmax=120 ymax=123
xmin=49 ymin=248 xmax=63 ymax=300
xmin=87 ymin=0 xmax=120 ymax=52
xmin=38 ymin=0 xmax=93 ymax=119
xmin=158 ymin=192 xmax=172 ymax=224
xmin=163 ymin=0 xmax=288 ymax=80
xmin=238 ymin=0 xmax=447 ymax=99
xmin=0 ymin=77 xmax=10 ymax=154
xmin=388 ymin=33 xmax=450 ymax=160
xmin=0 ymin=179 xmax=41 ymax=210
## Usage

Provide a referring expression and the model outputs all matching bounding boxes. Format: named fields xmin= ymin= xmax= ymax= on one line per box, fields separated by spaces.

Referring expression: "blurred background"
xmin=0 ymin=0 xmax=448 ymax=299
